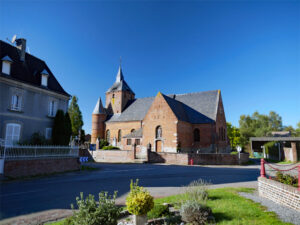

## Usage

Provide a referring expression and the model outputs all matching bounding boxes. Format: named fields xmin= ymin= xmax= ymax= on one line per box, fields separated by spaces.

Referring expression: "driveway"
xmin=0 ymin=163 xmax=259 ymax=221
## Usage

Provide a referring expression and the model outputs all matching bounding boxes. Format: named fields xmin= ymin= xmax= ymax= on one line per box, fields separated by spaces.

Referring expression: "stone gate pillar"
xmin=291 ymin=142 xmax=298 ymax=163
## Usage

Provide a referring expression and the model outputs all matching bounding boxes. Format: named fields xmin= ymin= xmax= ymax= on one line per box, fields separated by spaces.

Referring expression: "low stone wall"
xmin=149 ymin=152 xmax=249 ymax=165
xmin=258 ymin=177 xmax=300 ymax=212
xmin=4 ymin=158 xmax=80 ymax=178
xmin=90 ymin=150 xmax=134 ymax=163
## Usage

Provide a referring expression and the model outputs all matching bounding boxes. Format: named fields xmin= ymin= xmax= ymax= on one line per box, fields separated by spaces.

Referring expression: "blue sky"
xmin=1 ymin=0 xmax=299 ymax=133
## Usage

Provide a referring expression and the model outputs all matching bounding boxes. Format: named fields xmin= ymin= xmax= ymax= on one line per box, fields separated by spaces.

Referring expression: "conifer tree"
xmin=68 ymin=96 xmax=84 ymax=137
xmin=52 ymin=110 xmax=65 ymax=145
xmin=64 ymin=112 xmax=72 ymax=144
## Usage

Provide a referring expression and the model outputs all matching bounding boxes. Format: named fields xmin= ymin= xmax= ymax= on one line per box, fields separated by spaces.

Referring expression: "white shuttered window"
xmin=5 ymin=123 xmax=21 ymax=145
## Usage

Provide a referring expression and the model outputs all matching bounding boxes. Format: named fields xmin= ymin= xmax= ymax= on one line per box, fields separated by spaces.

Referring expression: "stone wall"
xmin=148 ymin=152 xmax=249 ymax=165
xmin=90 ymin=149 xmax=134 ymax=163
xmin=258 ymin=177 xmax=300 ymax=212
xmin=4 ymin=158 xmax=80 ymax=178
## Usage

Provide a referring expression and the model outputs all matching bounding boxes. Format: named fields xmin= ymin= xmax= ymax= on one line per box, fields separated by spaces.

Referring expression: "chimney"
xmin=15 ymin=38 xmax=26 ymax=62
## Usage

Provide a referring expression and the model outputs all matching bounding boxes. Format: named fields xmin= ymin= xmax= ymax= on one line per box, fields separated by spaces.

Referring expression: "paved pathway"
xmin=0 ymin=163 xmax=259 ymax=224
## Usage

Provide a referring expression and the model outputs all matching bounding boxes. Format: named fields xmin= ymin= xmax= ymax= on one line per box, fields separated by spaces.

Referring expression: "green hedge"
xmin=102 ymin=146 xmax=120 ymax=150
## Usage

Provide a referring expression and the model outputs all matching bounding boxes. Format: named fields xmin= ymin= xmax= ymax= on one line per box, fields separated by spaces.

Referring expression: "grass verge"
xmin=48 ymin=188 xmax=292 ymax=225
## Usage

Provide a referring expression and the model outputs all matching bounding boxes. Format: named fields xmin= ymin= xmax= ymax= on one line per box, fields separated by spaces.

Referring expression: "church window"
xmin=118 ymin=130 xmax=122 ymax=142
xmin=131 ymin=129 xmax=135 ymax=133
xmin=156 ymin=126 xmax=162 ymax=138
xmin=106 ymin=130 xmax=110 ymax=142
xmin=135 ymin=139 xmax=140 ymax=145
xmin=127 ymin=139 xmax=131 ymax=145
xmin=194 ymin=128 xmax=200 ymax=142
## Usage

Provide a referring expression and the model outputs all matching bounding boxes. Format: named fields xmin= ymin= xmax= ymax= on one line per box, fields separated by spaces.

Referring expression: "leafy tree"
xmin=226 ymin=122 xmax=241 ymax=150
xmin=296 ymin=121 xmax=300 ymax=137
xmin=52 ymin=110 xmax=66 ymax=145
xmin=68 ymin=96 xmax=84 ymax=137
xmin=239 ymin=111 xmax=283 ymax=147
xmin=64 ymin=112 xmax=72 ymax=144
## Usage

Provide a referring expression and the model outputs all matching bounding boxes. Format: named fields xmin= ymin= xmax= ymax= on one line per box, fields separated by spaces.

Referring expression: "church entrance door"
xmin=156 ymin=140 xmax=162 ymax=152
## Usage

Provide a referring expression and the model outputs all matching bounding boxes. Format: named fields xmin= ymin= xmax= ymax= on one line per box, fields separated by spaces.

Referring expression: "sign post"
xmin=237 ymin=146 xmax=242 ymax=164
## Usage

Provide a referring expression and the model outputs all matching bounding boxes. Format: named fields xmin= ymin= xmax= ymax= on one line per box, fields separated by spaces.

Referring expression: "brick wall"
xmin=149 ymin=152 xmax=249 ymax=165
xmin=90 ymin=149 xmax=134 ymax=163
xmin=4 ymin=158 xmax=80 ymax=178
xmin=142 ymin=93 xmax=178 ymax=153
xmin=258 ymin=177 xmax=300 ymax=212
xmin=105 ymin=121 xmax=142 ymax=147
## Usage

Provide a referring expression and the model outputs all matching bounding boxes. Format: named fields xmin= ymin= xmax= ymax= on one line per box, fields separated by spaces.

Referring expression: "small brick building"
xmin=91 ymin=66 xmax=230 ymax=157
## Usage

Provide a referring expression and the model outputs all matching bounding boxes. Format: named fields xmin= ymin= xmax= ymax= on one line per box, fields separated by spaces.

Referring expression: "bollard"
xmin=260 ymin=158 xmax=266 ymax=178
xmin=190 ymin=158 xmax=194 ymax=166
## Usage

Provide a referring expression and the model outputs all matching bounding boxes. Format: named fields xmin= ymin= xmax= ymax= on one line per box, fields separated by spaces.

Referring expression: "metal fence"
xmin=0 ymin=144 xmax=79 ymax=160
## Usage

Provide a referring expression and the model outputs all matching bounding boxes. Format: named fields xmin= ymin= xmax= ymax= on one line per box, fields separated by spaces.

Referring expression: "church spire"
xmin=116 ymin=57 xmax=124 ymax=82
xmin=93 ymin=97 xmax=106 ymax=114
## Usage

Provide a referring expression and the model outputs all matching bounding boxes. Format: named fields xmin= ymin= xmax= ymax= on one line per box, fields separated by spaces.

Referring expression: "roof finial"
xmin=116 ymin=58 xmax=124 ymax=82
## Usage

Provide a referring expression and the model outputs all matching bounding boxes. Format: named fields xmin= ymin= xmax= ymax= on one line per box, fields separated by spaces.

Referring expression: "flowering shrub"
xmin=126 ymin=179 xmax=154 ymax=215
xmin=180 ymin=200 xmax=212 ymax=225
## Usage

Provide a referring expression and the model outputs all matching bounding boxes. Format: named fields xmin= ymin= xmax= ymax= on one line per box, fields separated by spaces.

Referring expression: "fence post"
xmin=298 ymin=165 xmax=300 ymax=191
xmin=260 ymin=158 xmax=266 ymax=178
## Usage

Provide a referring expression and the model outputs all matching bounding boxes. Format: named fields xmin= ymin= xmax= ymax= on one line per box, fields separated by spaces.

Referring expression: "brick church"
xmin=91 ymin=66 xmax=229 ymax=156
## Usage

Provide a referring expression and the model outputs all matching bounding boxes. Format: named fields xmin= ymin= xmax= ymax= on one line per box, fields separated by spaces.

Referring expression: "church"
xmin=91 ymin=66 xmax=229 ymax=157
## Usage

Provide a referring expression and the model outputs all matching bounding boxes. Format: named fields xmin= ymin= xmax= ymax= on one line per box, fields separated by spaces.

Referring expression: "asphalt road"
xmin=0 ymin=163 xmax=259 ymax=220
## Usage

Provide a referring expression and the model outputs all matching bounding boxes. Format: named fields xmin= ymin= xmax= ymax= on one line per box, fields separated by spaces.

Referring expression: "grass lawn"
xmin=48 ymin=188 xmax=292 ymax=225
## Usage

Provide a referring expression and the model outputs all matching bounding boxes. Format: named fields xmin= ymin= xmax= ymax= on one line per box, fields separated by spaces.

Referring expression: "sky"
xmin=1 ymin=0 xmax=299 ymax=134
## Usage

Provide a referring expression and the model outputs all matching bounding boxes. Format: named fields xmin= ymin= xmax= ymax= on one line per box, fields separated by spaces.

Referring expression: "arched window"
xmin=156 ymin=126 xmax=162 ymax=138
xmin=131 ymin=129 xmax=135 ymax=133
xmin=193 ymin=128 xmax=200 ymax=142
xmin=106 ymin=130 xmax=110 ymax=142
xmin=118 ymin=130 xmax=122 ymax=142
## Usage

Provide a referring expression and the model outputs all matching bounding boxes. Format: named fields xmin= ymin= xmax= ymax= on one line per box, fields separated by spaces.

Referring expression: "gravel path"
xmin=239 ymin=192 xmax=300 ymax=225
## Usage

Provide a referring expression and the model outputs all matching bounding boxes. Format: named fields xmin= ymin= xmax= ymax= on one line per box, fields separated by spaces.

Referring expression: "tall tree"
xmin=226 ymin=122 xmax=241 ymax=150
xmin=68 ymin=96 xmax=84 ymax=137
xmin=239 ymin=111 xmax=283 ymax=147
xmin=52 ymin=110 xmax=66 ymax=145
xmin=64 ymin=112 xmax=72 ymax=144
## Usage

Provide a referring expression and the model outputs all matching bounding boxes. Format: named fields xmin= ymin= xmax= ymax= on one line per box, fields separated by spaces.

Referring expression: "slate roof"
xmin=123 ymin=128 xmax=143 ymax=138
xmin=106 ymin=66 xmax=135 ymax=94
xmin=0 ymin=40 xmax=70 ymax=97
xmin=106 ymin=90 xmax=219 ymax=124
xmin=93 ymin=97 xmax=106 ymax=114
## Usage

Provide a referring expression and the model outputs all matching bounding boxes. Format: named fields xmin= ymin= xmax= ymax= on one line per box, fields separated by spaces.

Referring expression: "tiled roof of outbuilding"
xmin=106 ymin=90 xmax=219 ymax=124
xmin=0 ymin=40 xmax=70 ymax=97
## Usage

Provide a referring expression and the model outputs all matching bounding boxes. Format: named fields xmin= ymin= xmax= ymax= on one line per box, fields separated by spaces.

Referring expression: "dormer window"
xmin=2 ymin=56 xmax=13 ymax=75
xmin=41 ymin=69 xmax=49 ymax=86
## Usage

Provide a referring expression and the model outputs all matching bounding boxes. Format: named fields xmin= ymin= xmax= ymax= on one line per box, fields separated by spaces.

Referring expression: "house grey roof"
xmin=106 ymin=90 xmax=219 ymax=124
xmin=2 ymin=55 xmax=13 ymax=62
xmin=106 ymin=66 xmax=135 ymax=94
xmin=0 ymin=40 xmax=70 ymax=96
xmin=123 ymin=128 xmax=143 ymax=138
xmin=93 ymin=97 xmax=106 ymax=114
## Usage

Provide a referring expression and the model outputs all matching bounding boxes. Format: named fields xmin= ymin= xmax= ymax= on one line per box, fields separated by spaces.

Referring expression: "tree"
xmin=296 ymin=121 xmax=300 ymax=137
xmin=226 ymin=122 xmax=241 ymax=150
xmin=64 ymin=112 xmax=72 ymax=144
xmin=68 ymin=96 xmax=84 ymax=137
xmin=239 ymin=111 xmax=283 ymax=147
xmin=52 ymin=110 xmax=66 ymax=145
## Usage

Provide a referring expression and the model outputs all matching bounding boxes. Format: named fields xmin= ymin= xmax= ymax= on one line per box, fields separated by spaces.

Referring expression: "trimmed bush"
xmin=180 ymin=200 xmax=212 ymax=225
xmin=98 ymin=139 xmax=109 ymax=149
xmin=126 ymin=179 xmax=154 ymax=216
xmin=102 ymin=146 xmax=120 ymax=150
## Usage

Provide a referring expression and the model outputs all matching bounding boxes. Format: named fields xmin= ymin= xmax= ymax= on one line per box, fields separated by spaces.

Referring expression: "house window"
xmin=41 ymin=75 xmax=48 ymax=86
xmin=45 ymin=128 xmax=52 ymax=140
xmin=193 ymin=128 xmax=200 ymax=142
xmin=118 ymin=130 xmax=122 ymax=142
xmin=135 ymin=139 xmax=140 ymax=146
xmin=156 ymin=126 xmax=162 ymax=138
xmin=106 ymin=130 xmax=110 ymax=142
xmin=2 ymin=61 xmax=11 ymax=75
xmin=48 ymin=100 xmax=57 ymax=117
xmin=5 ymin=123 xmax=21 ymax=146
xmin=11 ymin=94 xmax=22 ymax=111
xmin=127 ymin=139 xmax=132 ymax=146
